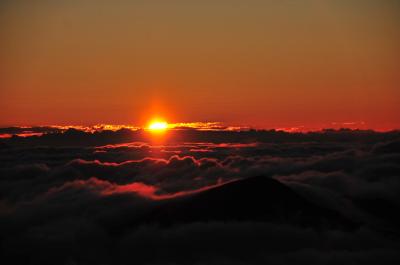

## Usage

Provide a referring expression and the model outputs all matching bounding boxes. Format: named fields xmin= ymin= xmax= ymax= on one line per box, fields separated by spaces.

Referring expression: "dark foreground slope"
xmin=143 ymin=176 xmax=356 ymax=230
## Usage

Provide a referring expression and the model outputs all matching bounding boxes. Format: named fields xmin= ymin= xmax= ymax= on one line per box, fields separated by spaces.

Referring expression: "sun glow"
xmin=148 ymin=121 xmax=168 ymax=131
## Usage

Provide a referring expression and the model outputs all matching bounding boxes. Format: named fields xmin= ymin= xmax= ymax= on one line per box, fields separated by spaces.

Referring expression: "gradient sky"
xmin=1 ymin=0 xmax=399 ymax=129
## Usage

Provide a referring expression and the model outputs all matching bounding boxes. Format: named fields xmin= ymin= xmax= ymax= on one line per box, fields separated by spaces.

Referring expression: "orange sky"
xmin=1 ymin=1 xmax=399 ymax=129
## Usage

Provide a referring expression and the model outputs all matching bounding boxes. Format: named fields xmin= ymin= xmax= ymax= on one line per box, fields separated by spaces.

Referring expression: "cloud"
xmin=1 ymin=129 xmax=400 ymax=264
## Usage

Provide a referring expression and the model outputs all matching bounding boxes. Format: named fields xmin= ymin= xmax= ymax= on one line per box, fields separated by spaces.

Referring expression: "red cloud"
xmin=46 ymin=176 xmax=235 ymax=201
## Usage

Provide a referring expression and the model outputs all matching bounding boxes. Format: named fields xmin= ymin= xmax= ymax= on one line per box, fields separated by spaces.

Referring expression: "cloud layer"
xmin=1 ymin=129 xmax=400 ymax=264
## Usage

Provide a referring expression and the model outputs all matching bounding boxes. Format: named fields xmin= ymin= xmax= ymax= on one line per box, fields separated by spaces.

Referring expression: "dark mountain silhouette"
xmin=140 ymin=176 xmax=357 ymax=230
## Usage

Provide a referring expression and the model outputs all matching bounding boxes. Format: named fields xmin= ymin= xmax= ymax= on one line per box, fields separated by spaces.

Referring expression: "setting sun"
xmin=148 ymin=121 xmax=168 ymax=131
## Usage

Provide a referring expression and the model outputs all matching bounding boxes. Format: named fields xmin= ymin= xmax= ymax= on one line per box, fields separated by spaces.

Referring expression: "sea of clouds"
xmin=1 ymin=129 xmax=400 ymax=264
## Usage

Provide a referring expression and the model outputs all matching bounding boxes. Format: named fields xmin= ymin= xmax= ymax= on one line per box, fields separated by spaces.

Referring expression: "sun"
xmin=148 ymin=121 xmax=168 ymax=131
